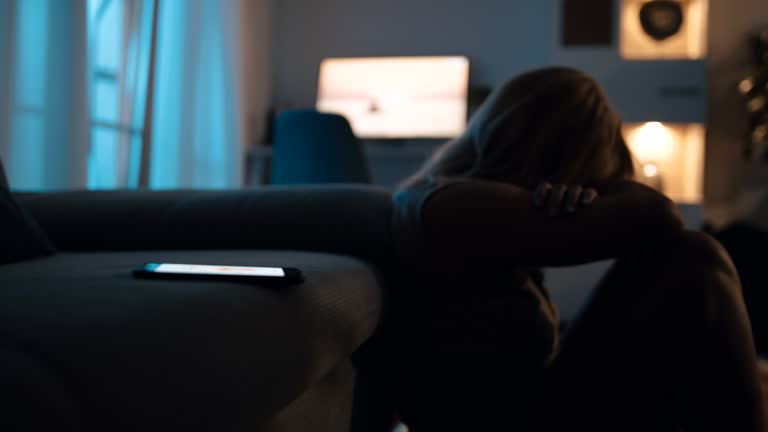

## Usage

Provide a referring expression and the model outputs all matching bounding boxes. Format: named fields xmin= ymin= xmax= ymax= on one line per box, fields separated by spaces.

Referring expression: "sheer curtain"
xmin=87 ymin=0 xmax=156 ymax=189
xmin=0 ymin=0 xmax=246 ymax=191
xmin=148 ymin=0 xmax=245 ymax=189
xmin=0 ymin=0 xmax=90 ymax=190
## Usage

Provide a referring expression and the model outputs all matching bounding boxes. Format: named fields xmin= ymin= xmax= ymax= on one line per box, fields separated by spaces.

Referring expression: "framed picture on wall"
xmin=561 ymin=0 xmax=615 ymax=46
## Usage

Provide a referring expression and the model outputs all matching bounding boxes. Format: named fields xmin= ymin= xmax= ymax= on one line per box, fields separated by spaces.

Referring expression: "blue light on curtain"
xmin=87 ymin=0 xmax=123 ymax=189
xmin=149 ymin=0 xmax=244 ymax=189
xmin=86 ymin=0 xmax=155 ymax=189
xmin=126 ymin=1 xmax=155 ymax=187
xmin=14 ymin=0 xmax=48 ymax=109
xmin=8 ymin=0 xmax=49 ymax=189
xmin=1 ymin=0 xmax=243 ymax=191
xmin=0 ymin=1 xmax=10 ymax=155
xmin=0 ymin=0 xmax=89 ymax=191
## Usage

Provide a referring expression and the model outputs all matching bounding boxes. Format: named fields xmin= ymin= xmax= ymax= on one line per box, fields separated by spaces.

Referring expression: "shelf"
xmin=620 ymin=0 xmax=709 ymax=60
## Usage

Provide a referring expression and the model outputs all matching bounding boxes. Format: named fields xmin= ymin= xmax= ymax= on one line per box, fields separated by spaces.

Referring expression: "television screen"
xmin=316 ymin=56 xmax=470 ymax=139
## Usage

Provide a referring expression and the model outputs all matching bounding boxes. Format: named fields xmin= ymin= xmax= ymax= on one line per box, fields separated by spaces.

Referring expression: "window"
xmin=87 ymin=0 xmax=155 ymax=189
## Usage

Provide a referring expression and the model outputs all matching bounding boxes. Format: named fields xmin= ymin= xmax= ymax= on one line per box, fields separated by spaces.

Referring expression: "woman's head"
xmin=401 ymin=67 xmax=634 ymax=190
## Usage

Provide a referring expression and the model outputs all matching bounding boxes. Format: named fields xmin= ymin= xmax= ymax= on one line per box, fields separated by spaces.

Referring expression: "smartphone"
xmin=133 ymin=263 xmax=304 ymax=285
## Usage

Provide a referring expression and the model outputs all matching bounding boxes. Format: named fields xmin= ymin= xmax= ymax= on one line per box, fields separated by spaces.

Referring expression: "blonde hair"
xmin=399 ymin=67 xmax=634 ymax=191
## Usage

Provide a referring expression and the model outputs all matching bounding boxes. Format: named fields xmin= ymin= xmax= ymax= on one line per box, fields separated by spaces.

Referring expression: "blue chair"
xmin=270 ymin=110 xmax=372 ymax=184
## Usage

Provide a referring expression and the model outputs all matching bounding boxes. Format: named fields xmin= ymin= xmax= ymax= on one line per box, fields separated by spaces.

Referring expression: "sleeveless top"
xmin=391 ymin=178 xmax=560 ymax=367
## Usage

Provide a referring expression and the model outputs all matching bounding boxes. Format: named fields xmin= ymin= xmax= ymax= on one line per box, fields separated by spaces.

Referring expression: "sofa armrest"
xmin=14 ymin=186 xmax=393 ymax=258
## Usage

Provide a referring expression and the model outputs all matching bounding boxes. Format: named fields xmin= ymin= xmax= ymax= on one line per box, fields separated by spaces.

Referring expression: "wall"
xmin=240 ymin=0 xmax=273 ymax=146
xmin=271 ymin=0 xmax=557 ymax=109
xmin=552 ymin=0 xmax=768 ymax=213
xmin=552 ymin=1 xmax=708 ymax=124
xmin=267 ymin=0 xmax=768 ymax=209
xmin=270 ymin=0 xmax=711 ymax=122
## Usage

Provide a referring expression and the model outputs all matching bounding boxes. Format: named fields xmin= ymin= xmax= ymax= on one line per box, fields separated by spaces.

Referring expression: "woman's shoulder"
xmin=395 ymin=176 xmax=500 ymax=197
xmin=420 ymin=178 xmax=528 ymax=208
xmin=394 ymin=177 xmax=466 ymax=211
xmin=395 ymin=178 xmax=529 ymax=220
xmin=394 ymin=178 xmax=531 ymax=235
xmin=392 ymin=177 xmax=473 ymax=234
xmin=419 ymin=179 xmax=533 ymax=243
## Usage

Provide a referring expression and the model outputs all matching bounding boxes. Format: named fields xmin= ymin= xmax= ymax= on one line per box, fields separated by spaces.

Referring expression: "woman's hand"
xmin=534 ymin=182 xmax=598 ymax=216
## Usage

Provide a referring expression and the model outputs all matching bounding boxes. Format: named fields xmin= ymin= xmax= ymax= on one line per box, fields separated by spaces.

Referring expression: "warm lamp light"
xmin=630 ymin=122 xmax=675 ymax=162
xmin=643 ymin=162 xmax=660 ymax=177
xmin=747 ymin=95 xmax=767 ymax=113
xmin=624 ymin=122 xmax=705 ymax=203
xmin=739 ymin=77 xmax=756 ymax=95
xmin=754 ymin=125 xmax=768 ymax=144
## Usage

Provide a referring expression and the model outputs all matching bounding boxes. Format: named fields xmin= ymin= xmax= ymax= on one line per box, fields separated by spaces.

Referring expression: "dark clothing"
xmin=392 ymin=178 xmax=558 ymax=362
xmin=391 ymin=179 xmax=559 ymax=430
xmin=389 ymin=180 xmax=764 ymax=432
xmin=706 ymin=224 xmax=768 ymax=355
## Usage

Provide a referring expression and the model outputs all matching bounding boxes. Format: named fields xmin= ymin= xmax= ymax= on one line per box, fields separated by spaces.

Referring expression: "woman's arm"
xmin=422 ymin=180 xmax=685 ymax=267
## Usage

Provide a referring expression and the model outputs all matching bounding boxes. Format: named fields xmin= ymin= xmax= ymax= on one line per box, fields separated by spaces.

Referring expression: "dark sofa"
xmin=0 ymin=186 xmax=396 ymax=432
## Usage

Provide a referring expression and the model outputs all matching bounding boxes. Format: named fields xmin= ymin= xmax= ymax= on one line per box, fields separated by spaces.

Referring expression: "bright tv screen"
xmin=316 ymin=56 xmax=470 ymax=139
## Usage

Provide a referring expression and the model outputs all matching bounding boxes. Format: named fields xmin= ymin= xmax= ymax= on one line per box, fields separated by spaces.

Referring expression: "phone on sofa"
xmin=133 ymin=263 xmax=304 ymax=285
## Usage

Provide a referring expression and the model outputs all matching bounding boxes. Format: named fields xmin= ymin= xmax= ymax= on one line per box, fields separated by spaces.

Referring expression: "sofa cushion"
xmin=0 ymin=249 xmax=382 ymax=431
xmin=0 ymin=158 xmax=55 ymax=264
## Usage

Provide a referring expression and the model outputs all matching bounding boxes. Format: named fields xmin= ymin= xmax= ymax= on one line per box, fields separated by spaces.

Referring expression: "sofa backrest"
xmin=15 ymin=185 xmax=394 ymax=261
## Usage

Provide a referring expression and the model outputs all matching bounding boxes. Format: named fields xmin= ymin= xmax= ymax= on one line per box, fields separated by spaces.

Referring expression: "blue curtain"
xmin=149 ymin=0 xmax=244 ymax=189
xmin=0 ymin=0 xmax=90 ymax=191
xmin=0 ymin=0 xmax=245 ymax=191
xmin=86 ymin=0 xmax=156 ymax=189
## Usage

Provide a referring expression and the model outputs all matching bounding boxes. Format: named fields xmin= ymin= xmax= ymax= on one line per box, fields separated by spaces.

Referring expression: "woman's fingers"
xmin=548 ymin=184 xmax=568 ymax=216
xmin=535 ymin=183 xmax=598 ymax=215
xmin=534 ymin=182 xmax=552 ymax=207
xmin=580 ymin=188 xmax=599 ymax=206
xmin=564 ymin=185 xmax=583 ymax=213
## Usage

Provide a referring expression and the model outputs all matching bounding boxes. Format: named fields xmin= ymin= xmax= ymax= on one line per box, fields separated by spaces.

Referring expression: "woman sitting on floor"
xmin=390 ymin=67 xmax=766 ymax=432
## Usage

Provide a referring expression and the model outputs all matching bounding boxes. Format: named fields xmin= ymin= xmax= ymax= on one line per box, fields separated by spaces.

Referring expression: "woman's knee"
xmin=655 ymin=230 xmax=746 ymax=308
xmin=608 ymin=230 xmax=741 ymax=301
xmin=667 ymin=230 xmax=739 ymax=281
